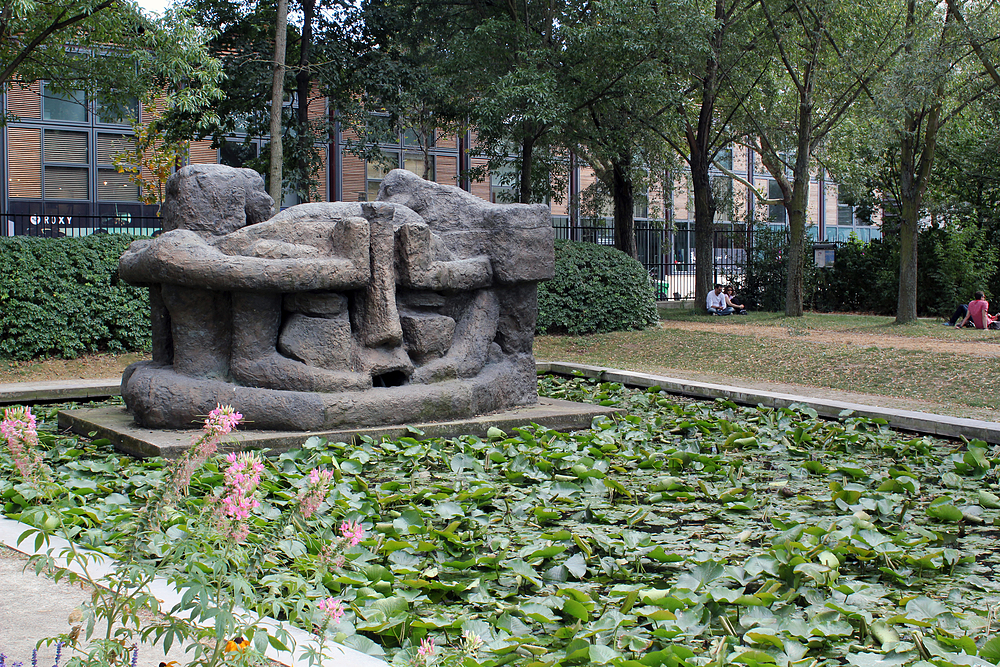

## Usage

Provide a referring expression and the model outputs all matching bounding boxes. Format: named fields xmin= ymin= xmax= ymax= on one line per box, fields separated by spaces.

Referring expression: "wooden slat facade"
xmin=8 ymin=82 xmax=41 ymax=119
xmin=8 ymin=127 xmax=42 ymax=197
xmin=189 ymin=140 xmax=217 ymax=164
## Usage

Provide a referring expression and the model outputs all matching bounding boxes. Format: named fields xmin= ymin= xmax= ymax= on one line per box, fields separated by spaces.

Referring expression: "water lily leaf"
xmin=564 ymin=552 xmax=588 ymax=578
xmin=434 ymin=501 xmax=464 ymax=519
xmin=521 ymin=602 xmax=560 ymax=623
xmin=731 ymin=648 xmax=777 ymax=664
xmin=927 ymin=497 xmax=964 ymax=522
xmin=846 ymin=651 xmax=913 ymax=666
xmin=647 ymin=546 xmax=683 ymax=563
xmin=980 ymin=635 xmax=1000 ymax=661
xmin=942 ymin=472 xmax=964 ymax=488
xmin=487 ymin=427 xmax=506 ymax=439
xmin=978 ymin=490 xmax=1000 ymax=509
xmin=562 ymin=598 xmax=589 ymax=621
xmin=745 ymin=631 xmax=783 ymax=648
xmin=905 ymin=597 xmax=948 ymax=620
xmin=340 ymin=634 xmax=385 ymax=656
xmin=510 ymin=559 xmax=542 ymax=586
xmin=589 ymin=644 xmax=621 ymax=664
xmin=869 ymin=621 xmax=900 ymax=650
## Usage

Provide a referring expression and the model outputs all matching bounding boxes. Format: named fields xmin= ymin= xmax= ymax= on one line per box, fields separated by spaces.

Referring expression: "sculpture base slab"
xmin=58 ymin=398 xmax=618 ymax=459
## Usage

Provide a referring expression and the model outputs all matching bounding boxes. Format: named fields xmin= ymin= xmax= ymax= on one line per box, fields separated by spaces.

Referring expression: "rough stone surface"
xmin=161 ymin=164 xmax=274 ymax=236
xmin=119 ymin=166 xmax=554 ymax=431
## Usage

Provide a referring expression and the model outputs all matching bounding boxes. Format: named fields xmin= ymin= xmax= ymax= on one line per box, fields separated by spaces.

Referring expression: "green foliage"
xmin=740 ymin=223 xmax=996 ymax=316
xmin=0 ymin=236 xmax=150 ymax=360
xmin=537 ymin=239 xmax=658 ymax=335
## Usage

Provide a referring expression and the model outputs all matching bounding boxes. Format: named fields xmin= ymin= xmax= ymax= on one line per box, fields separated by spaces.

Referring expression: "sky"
xmin=137 ymin=0 xmax=173 ymax=17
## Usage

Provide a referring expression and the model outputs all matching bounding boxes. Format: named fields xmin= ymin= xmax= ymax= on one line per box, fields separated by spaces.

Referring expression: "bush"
xmin=537 ymin=239 xmax=658 ymax=335
xmin=0 ymin=235 xmax=150 ymax=360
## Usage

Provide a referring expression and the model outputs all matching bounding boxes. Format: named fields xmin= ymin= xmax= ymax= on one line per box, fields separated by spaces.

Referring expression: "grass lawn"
xmin=534 ymin=311 xmax=1000 ymax=418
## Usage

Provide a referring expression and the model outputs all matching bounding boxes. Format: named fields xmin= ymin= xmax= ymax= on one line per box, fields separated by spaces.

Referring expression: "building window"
xmin=490 ymin=163 xmax=517 ymax=203
xmin=768 ymin=180 xmax=785 ymax=225
xmin=837 ymin=201 xmax=854 ymax=226
xmin=43 ymin=130 xmax=88 ymax=200
xmin=41 ymin=84 xmax=87 ymax=123
xmin=96 ymin=97 xmax=139 ymax=126
xmin=97 ymin=134 xmax=139 ymax=201
xmin=220 ymin=140 xmax=260 ymax=169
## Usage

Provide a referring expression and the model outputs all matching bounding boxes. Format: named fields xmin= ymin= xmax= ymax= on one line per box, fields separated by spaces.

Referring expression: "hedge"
xmin=0 ymin=235 xmax=151 ymax=360
xmin=537 ymin=239 xmax=659 ymax=335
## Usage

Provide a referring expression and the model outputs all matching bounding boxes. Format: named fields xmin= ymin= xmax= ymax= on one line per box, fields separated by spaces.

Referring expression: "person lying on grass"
xmin=947 ymin=291 xmax=999 ymax=329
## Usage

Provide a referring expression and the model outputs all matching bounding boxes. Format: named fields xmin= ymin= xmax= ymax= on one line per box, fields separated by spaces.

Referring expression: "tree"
xmin=268 ymin=0 xmax=289 ymax=210
xmin=112 ymin=113 xmax=190 ymax=211
xmin=2 ymin=2 xmax=222 ymax=131
xmin=741 ymin=0 xmax=901 ymax=316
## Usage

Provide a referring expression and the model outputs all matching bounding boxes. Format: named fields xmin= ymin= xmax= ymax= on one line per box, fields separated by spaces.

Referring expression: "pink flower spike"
xmin=317 ymin=597 xmax=344 ymax=623
xmin=204 ymin=405 xmax=243 ymax=436
xmin=340 ymin=520 xmax=364 ymax=546
xmin=417 ymin=638 xmax=435 ymax=658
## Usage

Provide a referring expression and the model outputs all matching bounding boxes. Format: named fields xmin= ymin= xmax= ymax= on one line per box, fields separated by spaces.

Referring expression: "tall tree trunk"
xmin=690 ymin=0 xmax=722 ymax=306
xmin=895 ymin=0 xmax=947 ymax=324
xmin=268 ymin=0 xmax=288 ymax=212
xmin=784 ymin=180 xmax=809 ymax=317
xmin=295 ymin=0 xmax=315 ymax=202
xmin=612 ymin=154 xmax=637 ymax=259
xmin=690 ymin=150 xmax=716 ymax=309
xmin=519 ymin=134 xmax=535 ymax=203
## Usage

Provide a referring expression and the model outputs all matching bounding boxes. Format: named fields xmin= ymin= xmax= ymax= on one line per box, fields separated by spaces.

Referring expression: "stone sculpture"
xmin=118 ymin=164 xmax=554 ymax=430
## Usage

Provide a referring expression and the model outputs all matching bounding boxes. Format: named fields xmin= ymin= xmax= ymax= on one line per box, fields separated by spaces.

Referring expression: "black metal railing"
xmin=1 ymin=213 xmax=163 ymax=238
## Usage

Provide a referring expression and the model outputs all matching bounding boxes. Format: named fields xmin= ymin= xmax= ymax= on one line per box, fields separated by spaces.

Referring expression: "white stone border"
xmin=0 ymin=516 xmax=386 ymax=667
xmin=537 ymin=361 xmax=1000 ymax=443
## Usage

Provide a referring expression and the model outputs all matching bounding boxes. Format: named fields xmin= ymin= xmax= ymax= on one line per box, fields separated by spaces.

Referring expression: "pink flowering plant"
xmin=13 ymin=404 xmax=368 ymax=667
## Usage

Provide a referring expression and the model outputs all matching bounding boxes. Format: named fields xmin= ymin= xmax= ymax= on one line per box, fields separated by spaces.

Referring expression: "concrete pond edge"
xmin=537 ymin=360 xmax=1000 ymax=444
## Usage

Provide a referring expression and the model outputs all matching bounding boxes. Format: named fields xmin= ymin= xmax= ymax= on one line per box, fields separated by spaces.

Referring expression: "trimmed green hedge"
xmin=537 ymin=239 xmax=658 ymax=335
xmin=0 ymin=235 xmax=150 ymax=360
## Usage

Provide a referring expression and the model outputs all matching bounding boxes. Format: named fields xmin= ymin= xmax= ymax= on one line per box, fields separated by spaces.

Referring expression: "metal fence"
xmin=1 ymin=213 xmax=162 ymax=238
xmin=552 ymin=218 xmax=756 ymax=301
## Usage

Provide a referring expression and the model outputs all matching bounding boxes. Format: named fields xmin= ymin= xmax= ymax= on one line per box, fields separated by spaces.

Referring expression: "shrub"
xmin=536 ymin=239 xmax=658 ymax=335
xmin=0 ymin=235 xmax=150 ymax=360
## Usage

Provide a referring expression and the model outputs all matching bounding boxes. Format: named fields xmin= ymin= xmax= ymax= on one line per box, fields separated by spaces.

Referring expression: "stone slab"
xmin=538 ymin=361 xmax=1000 ymax=444
xmin=0 ymin=379 xmax=120 ymax=405
xmin=58 ymin=397 xmax=618 ymax=459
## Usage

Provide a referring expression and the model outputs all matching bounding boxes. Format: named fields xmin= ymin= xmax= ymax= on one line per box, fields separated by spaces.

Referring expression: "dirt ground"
xmin=658 ymin=320 xmax=1000 ymax=357
xmin=0 ymin=352 xmax=148 ymax=384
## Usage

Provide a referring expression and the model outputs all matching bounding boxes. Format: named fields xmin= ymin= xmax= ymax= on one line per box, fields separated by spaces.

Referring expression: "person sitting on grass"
xmin=946 ymin=291 xmax=998 ymax=329
xmin=706 ymin=284 xmax=734 ymax=316
xmin=725 ymin=286 xmax=748 ymax=315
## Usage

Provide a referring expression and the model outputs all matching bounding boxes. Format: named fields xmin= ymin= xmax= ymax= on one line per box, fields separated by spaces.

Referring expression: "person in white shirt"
xmin=706 ymin=284 xmax=734 ymax=315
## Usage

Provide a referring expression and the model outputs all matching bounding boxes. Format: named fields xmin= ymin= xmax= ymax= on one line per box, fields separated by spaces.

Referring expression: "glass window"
xmin=96 ymin=96 xmax=139 ymax=125
xmin=806 ymin=225 xmax=818 ymax=241
xmin=768 ymin=180 xmax=785 ymax=225
xmin=403 ymin=128 xmax=434 ymax=148
xmin=97 ymin=134 xmax=138 ymax=202
xmin=403 ymin=153 xmax=435 ymax=181
xmin=41 ymin=84 xmax=87 ymax=122
xmin=825 ymin=226 xmax=838 ymax=242
xmin=221 ymin=141 xmax=259 ymax=169
xmin=98 ymin=169 xmax=138 ymax=201
xmin=716 ymin=147 xmax=733 ymax=171
xmin=366 ymin=151 xmax=399 ymax=201
xmin=837 ymin=203 xmax=854 ymax=226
